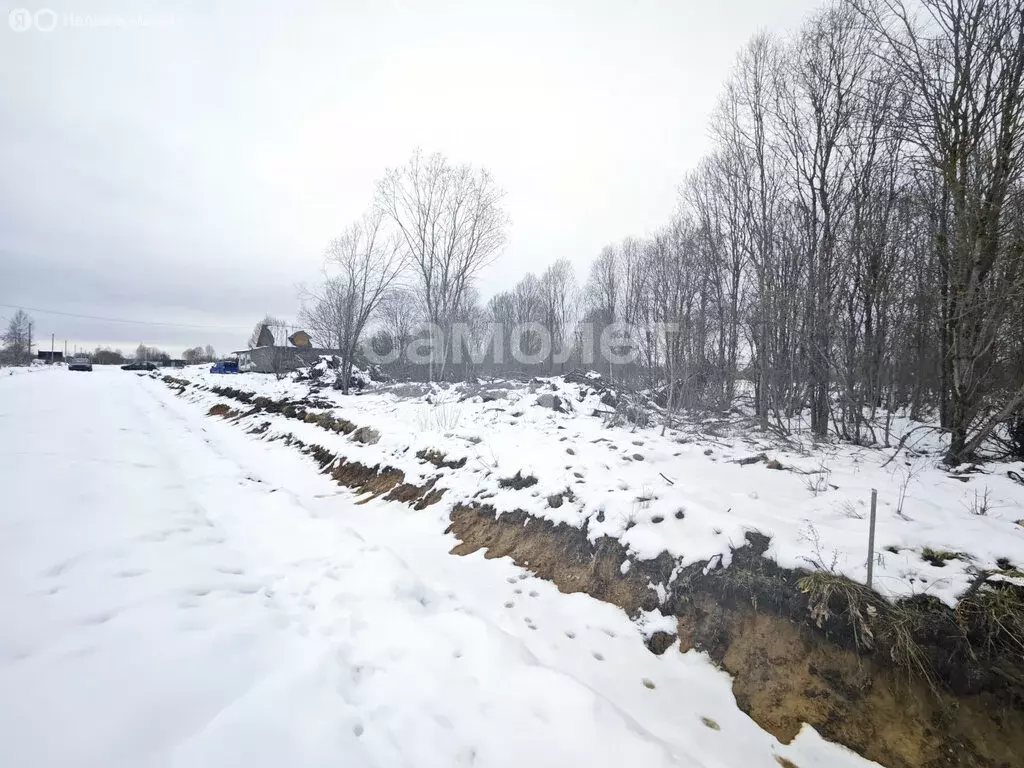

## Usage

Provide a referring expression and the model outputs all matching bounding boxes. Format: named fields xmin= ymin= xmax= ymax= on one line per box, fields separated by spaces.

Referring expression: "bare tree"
xmin=584 ymin=245 xmax=621 ymax=378
xmin=539 ymin=258 xmax=578 ymax=372
xmin=1 ymin=309 xmax=33 ymax=366
xmin=378 ymin=288 xmax=418 ymax=345
xmin=306 ymin=209 xmax=406 ymax=394
xmin=774 ymin=5 xmax=869 ymax=435
xmin=684 ymin=153 xmax=749 ymax=407
xmin=183 ymin=345 xmax=218 ymax=364
xmin=712 ymin=33 xmax=790 ymax=427
xmin=375 ymin=149 xmax=508 ymax=379
xmin=851 ymin=0 xmax=1024 ymax=463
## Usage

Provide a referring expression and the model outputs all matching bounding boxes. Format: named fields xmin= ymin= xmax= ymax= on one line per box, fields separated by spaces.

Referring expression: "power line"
xmin=0 ymin=303 xmax=254 ymax=330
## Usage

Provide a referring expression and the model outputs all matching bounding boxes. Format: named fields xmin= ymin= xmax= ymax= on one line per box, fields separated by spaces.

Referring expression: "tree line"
xmin=295 ymin=0 xmax=1023 ymax=464
xmin=644 ymin=0 xmax=1024 ymax=465
xmin=0 ymin=309 xmax=217 ymax=367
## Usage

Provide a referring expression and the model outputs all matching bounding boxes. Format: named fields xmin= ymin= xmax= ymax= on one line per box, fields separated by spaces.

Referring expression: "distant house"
xmin=234 ymin=328 xmax=336 ymax=374
xmin=167 ymin=359 xmax=186 ymax=368
xmin=235 ymin=346 xmax=332 ymax=374
xmin=37 ymin=351 xmax=64 ymax=363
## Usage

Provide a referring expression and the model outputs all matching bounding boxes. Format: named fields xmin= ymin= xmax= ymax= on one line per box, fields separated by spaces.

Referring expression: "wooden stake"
xmin=867 ymin=488 xmax=878 ymax=589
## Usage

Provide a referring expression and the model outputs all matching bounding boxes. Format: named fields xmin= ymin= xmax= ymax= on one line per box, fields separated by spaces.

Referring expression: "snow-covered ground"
xmin=0 ymin=366 xmax=876 ymax=767
xmin=179 ymin=366 xmax=1024 ymax=608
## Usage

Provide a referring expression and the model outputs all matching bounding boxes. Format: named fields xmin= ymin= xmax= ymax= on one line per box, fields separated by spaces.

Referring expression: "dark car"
xmin=121 ymin=361 xmax=159 ymax=371
xmin=68 ymin=357 xmax=93 ymax=372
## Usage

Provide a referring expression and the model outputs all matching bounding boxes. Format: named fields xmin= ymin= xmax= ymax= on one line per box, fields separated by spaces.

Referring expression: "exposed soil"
xmin=416 ymin=448 xmax=468 ymax=469
xmin=497 ymin=471 xmax=538 ymax=490
xmin=678 ymin=598 xmax=1022 ymax=768
xmin=447 ymin=502 xmax=1024 ymax=768
xmin=448 ymin=504 xmax=665 ymax=616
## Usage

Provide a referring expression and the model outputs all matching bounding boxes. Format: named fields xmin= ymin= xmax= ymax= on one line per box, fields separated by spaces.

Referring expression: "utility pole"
xmin=50 ymin=334 xmax=55 ymax=364
xmin=27 ymin=321 xmax=32 ymax=362
xmin=64 ymin=340 xmax=67 ymax=359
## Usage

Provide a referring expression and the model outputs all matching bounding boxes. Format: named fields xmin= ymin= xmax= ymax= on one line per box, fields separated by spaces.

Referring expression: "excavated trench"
xmin=171 ymin=377 xmax=1024 ymax=768
xmin=447 ymin=504 xmax=1024 ymax=768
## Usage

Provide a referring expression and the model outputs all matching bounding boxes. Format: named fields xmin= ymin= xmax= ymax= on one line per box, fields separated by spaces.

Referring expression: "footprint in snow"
xmin=352 ymin=724 xmax=364 ymax=737
xmin=194 ymin=534 xmax=226 ymax=546
xmin=592 ymin=651 xmax=604 ymax=661
xmin=565 ymin=631 xmax=576 ymax=639
xmin=504 ymin=601 xmax=514 ymax=608
xmin=83 ymin=609 xmax=119 ymax=625
xmin=44 ymin=559 xmax=75 ymax=578
xmin=230 ymin=583 xmax=262 ymax=595
xmin=529 ymin=591 xmax=538 ymax=597
xmin=115 ymin=569 xmax=147 ymax=578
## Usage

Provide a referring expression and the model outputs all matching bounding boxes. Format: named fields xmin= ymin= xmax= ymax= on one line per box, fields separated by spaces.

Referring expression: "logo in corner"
xmin=8 ymin=8 xmax=33 ymax=32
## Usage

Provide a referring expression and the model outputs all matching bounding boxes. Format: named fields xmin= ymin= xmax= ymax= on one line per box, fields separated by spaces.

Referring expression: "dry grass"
xmin=956 ymin=582 xmax=1024 ymax=657
xmin=920 ymin=546 xmax=963 ymax=567
xmin=798 ymin=571 xmax=882 ymax=651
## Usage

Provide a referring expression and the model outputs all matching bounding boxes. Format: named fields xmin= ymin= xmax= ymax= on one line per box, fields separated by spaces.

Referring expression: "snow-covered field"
xmin=0 ymin=366 xmax=877 ymax=767
xmin=180 ymin=366 xmax=1024 ymax=608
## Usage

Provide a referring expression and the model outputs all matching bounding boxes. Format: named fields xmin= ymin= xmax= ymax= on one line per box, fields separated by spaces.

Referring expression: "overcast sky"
xmin=1 ymin=0 xmax=823 ymax=356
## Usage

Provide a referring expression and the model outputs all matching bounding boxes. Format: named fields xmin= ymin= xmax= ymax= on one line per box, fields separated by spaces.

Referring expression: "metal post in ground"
xmin=867 ymin=488 xmax=878 ymax=589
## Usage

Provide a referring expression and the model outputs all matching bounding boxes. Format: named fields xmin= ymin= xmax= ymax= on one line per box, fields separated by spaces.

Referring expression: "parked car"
xmin=209 ymin=359 xmax=239 ymax=374
xmin=68 ymin=357 xmax=93 ymax=372
xmin=121 ymin=361 xmax=159 ymax=371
